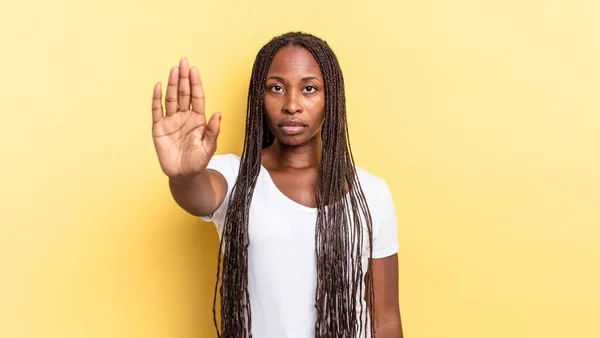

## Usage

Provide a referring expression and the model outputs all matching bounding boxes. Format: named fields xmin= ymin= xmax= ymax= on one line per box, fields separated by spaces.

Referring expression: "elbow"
xmin=374 ymin=313 xmax=403 ymax=338
xmin=375 ymin=323 xmax=403 ymax=338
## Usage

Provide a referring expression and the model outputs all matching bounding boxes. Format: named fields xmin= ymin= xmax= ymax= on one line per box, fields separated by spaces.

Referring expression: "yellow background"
xmin=1 ymin=0 xmax=598 ymax=337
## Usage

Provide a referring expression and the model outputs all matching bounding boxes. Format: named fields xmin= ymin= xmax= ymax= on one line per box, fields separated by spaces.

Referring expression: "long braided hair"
xmin=213 ymin=32 xmax=376 ymax=338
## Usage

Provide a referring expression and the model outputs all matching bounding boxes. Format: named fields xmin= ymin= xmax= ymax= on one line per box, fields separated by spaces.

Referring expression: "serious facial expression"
xmin=263 ymin=46 xmax=325 ymax=146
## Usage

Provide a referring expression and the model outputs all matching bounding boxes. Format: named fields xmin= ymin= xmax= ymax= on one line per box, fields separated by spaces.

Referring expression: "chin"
xmin=275 ymin=135 xmax=310 ymax=147
xmin=275 ymin=132 xmax=321 ymax=147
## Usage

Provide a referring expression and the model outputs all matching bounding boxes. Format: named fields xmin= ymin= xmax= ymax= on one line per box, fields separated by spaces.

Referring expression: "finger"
xmin=152 ymin=82 xmax=163 ymax=123
xmin=204 ymin=112 xmax=221 ymax=143
xmin=165 ymin=66 xmax=179 ymax=116
xmin=190 ymin=67 xmax=205 ymax=114
xmin=178 ymin=58 xmax=191 ymax=112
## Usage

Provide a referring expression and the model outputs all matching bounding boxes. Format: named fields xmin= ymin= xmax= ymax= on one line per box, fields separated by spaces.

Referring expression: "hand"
xmin=152 ymin=58 xmax=221 ymax=177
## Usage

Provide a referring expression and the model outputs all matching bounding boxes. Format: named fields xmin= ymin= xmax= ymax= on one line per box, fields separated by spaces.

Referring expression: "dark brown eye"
xmin=304 ymin=85 xmax=316 ymax=93
xmin=270 ymin=85 xmax=283 ymax=93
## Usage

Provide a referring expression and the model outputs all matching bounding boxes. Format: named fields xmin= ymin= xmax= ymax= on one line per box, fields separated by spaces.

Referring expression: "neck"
xmin=266 ymin=135 xmax=322 ymax=169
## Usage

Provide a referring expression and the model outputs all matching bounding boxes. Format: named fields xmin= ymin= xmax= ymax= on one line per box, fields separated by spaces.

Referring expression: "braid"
xmin=213 ymin=32 xmax=376 ymax=338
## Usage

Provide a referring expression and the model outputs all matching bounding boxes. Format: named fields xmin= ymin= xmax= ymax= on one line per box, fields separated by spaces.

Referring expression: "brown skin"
xmin=369 ymin=253 xmax=404 ymax=337
xmin=152 ymin=58 xmax=227 ymax=217
xmin=261 ymin=46 xmax=324 ymax=208
xmin=152 ymin=50 xmax=403 ymax=336
xmin=261 ymin=46 xmax=403 ymax=337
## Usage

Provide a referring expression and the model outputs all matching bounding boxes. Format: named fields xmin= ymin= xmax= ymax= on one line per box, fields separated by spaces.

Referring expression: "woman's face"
xmin=263 ymin=46 xmax=325 ymax=147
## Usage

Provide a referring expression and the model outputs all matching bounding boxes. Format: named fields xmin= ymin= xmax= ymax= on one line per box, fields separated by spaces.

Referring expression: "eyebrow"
xmin=266 ymin=76 xmax=322 ymax=82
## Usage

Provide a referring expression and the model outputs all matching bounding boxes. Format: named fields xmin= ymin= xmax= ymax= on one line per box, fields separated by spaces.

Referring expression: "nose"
xmin=282 ymin=91 xmax=302 ymax=115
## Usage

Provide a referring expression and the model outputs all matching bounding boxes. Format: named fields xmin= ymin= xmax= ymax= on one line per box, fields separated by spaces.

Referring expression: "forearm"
xmin=373 ymin=304 xmax=403 ymax=338
xmin=168 ymin=170 xmax=220 ymax=216
xmin=375 ymin=320 xmax=403 ymax=338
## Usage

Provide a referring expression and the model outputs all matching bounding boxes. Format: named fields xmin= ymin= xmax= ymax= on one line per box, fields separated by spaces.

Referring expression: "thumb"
xmin=204 ymin=112 xmax=221 ymax=143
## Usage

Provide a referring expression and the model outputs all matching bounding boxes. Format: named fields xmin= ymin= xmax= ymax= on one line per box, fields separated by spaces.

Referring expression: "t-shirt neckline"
xmin=258 ymin=164 xmax=354 ymax=214
xmin=259 ymin=164 xmax=319 ymax=214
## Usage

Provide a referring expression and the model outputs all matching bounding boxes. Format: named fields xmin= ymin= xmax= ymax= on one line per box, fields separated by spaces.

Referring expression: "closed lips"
xmin=279 ymin=120 xmax=306 ymax=127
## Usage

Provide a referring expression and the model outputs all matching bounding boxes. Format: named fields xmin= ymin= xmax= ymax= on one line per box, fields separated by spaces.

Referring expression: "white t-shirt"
xmin=201 ymin=154 xmax=399 ymax=338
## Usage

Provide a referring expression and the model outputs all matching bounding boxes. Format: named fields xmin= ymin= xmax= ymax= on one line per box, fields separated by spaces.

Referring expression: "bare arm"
xmin=169 ymin=169 xmax=227 ymax=217
xmin=152 ymin=58 xmax=225 ymax=216
xmin=367 ymin=253 xmax=404 ymax=337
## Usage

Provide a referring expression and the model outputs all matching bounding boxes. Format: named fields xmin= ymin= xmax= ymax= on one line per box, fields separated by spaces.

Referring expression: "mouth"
xmin=279 ymin=125 xmax=306 ymax=134
xmin=278 ymin=120 xmax=307 ymax=135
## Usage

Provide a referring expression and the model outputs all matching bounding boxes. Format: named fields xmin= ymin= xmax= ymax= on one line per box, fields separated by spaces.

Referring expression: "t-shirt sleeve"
xmin=372 ymin=180 xmax=400 ymax=258
xmin=199 ymin=154 xmax=240 ymax=232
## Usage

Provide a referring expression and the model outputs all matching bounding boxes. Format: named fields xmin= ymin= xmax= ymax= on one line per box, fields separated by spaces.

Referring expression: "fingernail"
xmin=219 ymin=114 xmax=222 ymax=121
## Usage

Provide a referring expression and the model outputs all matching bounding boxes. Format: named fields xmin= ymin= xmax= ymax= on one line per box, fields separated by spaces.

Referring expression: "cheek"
xmin=311 ymin=92 xmax=325 ymax=109
xmin=263 ymin=94 xmax=283 ymax=115
xmin=307 ymin=95 xmax=325 ymax=122
xmin=262 ymin=98 xmax=278 ymax=130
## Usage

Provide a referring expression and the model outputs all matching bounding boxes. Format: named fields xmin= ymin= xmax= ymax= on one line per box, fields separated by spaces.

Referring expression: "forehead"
xmin=267 ymin=46 xmax=323 ymax=78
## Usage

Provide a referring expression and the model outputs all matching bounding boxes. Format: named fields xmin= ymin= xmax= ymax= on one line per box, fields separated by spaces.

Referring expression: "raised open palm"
xmin=152 ymin=58 xmax=221 ymax=177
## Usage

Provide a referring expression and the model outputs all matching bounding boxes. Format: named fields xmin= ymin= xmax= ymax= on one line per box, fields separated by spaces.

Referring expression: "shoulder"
xmin=355 ymin=166 xmax=399 ymax=256
xmin=355 ymin=166 xmax=390 ymax=195
xmin=354 ymin=166 xmax=395 ymax=211
xmin=206 ymin=153 xmax=242 ymax=180
xmin=208 ymin=153 xmax=241 ymax=168
xmin=211 ymin=153 xmax=241 ymax=162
